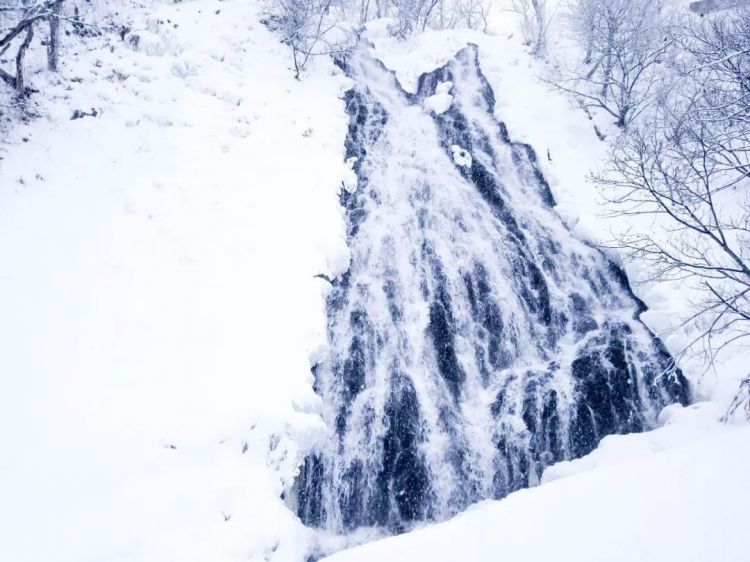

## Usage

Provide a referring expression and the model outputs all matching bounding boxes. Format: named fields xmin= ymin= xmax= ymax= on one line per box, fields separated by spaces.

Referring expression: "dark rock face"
xmin=297 ymin=44 xmax=689 ymax=534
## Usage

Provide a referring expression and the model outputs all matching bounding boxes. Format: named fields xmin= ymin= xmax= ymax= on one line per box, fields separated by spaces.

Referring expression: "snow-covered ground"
xmin=0 ymin=1 xmax=351 ymax=561
xmin=1 ymin=1 xmax=748 ymax=562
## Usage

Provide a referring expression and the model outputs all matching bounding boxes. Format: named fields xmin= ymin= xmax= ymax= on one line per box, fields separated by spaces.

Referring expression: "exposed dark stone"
xmin=297 ymin=455 xmax=325 ymax=527
xmin=428 ymin=286 xmax=466 ymax=399
xmin=379 ymin=374 xmax=430 ymax=525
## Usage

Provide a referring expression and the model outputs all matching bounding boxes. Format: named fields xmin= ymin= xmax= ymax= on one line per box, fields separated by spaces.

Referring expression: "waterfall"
xmin=296 ymin=43 xmax=689 ymax=535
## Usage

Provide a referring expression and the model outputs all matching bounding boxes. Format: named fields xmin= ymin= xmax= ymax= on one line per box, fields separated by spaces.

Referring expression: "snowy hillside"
xmin=1 ymin=1 xmax=351 ymax=561
xmin=1 ymin=1 xmax=748 ymax=562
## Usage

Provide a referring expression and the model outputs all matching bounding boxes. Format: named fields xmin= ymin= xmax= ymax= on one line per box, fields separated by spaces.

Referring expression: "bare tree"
xmin=443 ymin=0 xmax=490 ymax=32
xmin=558 ymin=0 xmax=670 ymax=128
xmin=336 ymin=0 xmax=490 ymax=35
xmin=597 ymin=115 xmax=750 ymax=347
xmin=0 ymin=0 xmax=65 ymax=97
xmin=468 ymin=0 xmax=492 ymax=30
xmin=596 ymin=9 xmax=750 ymax=419
xmin=390 ymin=0 xmax=441 ymax=36
xmin=676 ymin=9 xmax=750 ymax=178
xmin=569 ymin=0 xmax=599 ymax=64
xmin=46 ymin=0 xmax=62 ymax=71
xmin=510 ymin=0 xmax=550 ymax=57
xmin=270 ymin=0 xmax=353 ymax=79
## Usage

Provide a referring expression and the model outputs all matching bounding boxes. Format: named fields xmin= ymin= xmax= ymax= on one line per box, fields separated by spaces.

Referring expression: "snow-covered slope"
xmin=0 ymin=1 xmax=351 ymax=561
xmin=323 ymin=403 xmax=750 ymax=562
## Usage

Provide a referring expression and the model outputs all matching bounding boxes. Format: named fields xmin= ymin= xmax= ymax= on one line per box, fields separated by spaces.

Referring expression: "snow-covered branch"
xmin=595 ymin=7 xmax=750 ymax=418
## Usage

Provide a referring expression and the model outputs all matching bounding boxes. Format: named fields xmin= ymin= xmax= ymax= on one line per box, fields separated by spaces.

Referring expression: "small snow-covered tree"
xmin=559 ymin=0 xmax=670 ymax=128
xmin=46 ymin=0 xmax=62 ymax=71
xmin=569 ymin=0 xmax=599 ymax=64
xmin=678 ymin=7 xmax=750 ymax=170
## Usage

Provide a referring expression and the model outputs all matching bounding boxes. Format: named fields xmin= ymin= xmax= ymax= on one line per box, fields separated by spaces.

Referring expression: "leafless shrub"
xmin=269 ymin=0 xmax=354 ymax=79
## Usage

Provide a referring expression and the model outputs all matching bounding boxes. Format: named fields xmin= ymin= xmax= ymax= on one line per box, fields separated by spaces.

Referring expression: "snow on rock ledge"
xmin=451 ymin=144 xmax=472 ymax=167
xmin=423 ymin=81 xmax=454 ymax=114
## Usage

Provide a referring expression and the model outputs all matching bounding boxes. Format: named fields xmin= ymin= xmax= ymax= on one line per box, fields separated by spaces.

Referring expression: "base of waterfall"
xmin=321 ymin=401 xmax=750 ymax=562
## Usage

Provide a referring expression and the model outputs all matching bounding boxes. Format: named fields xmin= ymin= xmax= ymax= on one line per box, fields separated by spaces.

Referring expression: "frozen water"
xmin=296 ymin=44 xmax=689 ymax=535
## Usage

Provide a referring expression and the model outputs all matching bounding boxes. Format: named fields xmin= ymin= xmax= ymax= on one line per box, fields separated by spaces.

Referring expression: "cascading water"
xmin=296 ymin=43 xmax=689 ymax=535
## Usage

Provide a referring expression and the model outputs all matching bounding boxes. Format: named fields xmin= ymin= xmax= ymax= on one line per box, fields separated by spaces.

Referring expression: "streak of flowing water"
xmin=296 ymin=44 xmax=689 ymax=535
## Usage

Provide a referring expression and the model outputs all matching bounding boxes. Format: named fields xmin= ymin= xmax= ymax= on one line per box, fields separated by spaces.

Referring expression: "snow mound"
xmin=451 ymin=144 xmax=472 ymax=167
xmin=423 ymin=81 xmax=454 ymax=114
